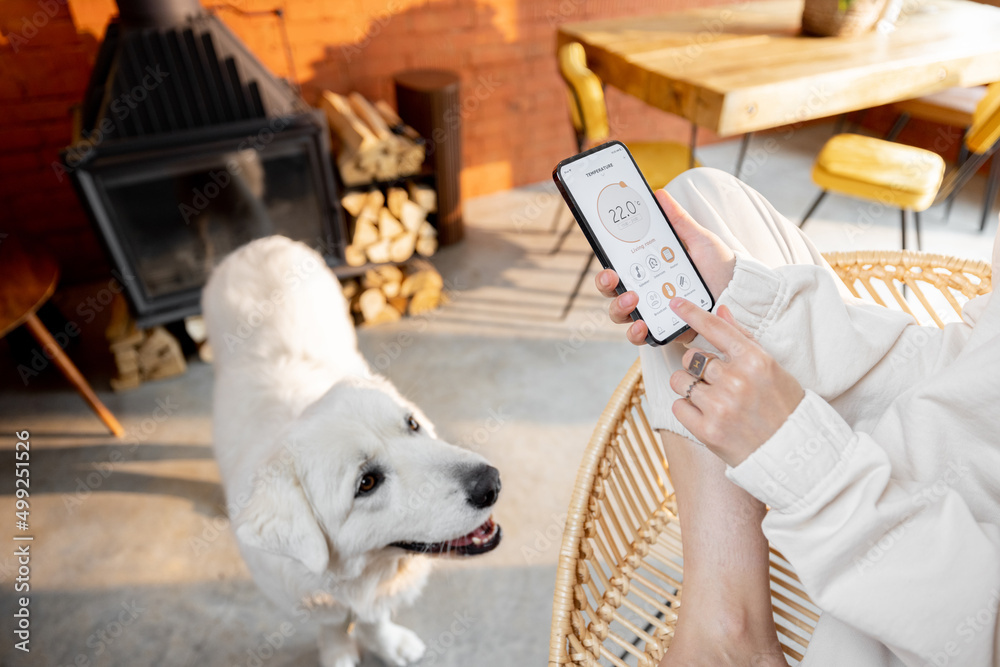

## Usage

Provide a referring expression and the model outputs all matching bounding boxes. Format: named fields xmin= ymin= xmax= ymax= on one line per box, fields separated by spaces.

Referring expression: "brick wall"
xmin=1 ymin=0 xmax=730 ymax=282
xmin=7 ymin=0 xmax=988 ymax=282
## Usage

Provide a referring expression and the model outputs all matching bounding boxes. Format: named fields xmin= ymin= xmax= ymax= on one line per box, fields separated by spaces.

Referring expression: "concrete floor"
xmin=0 ymin=121 xmax=995 ymax=667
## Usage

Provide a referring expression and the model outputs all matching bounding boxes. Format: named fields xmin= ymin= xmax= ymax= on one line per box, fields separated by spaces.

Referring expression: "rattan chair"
xmin=549 ymin=250 xmax=993 ymax=667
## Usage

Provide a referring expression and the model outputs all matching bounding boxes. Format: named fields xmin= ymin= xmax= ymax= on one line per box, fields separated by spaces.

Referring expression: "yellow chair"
xmin=554 ymin=42 xmax=698 ymax=317
xmin=800 ymin=83 xmax=1000 ymax=250
xmin=558 ymin=42 xmax=696 ymax=190
xmin=888 ymin=85 xmax=998 ymax=230
xmin=549 ymin=250 xmax=992 ymax=667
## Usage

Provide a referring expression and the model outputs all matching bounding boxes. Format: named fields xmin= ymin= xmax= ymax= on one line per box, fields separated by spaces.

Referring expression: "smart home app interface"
xmin=559 ymin=143 xmax=713 ymax=342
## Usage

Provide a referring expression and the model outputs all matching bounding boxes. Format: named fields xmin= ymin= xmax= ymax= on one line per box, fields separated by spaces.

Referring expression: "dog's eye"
xmin=356 ymin=471 xmax=383 ymax=497
xmin=407 ymin=415 xmax=420 ymax=432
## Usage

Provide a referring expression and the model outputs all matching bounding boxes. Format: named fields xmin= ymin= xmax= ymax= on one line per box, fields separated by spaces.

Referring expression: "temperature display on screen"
xmin=596 ymin=181 xmax=650 ymax=243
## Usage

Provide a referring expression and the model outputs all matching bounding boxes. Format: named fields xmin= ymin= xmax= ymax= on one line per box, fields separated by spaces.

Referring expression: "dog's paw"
xmin=318 ymin=631 xmax=360 ymax=667
xmin=360 ymin=622 xmax=426 ymax=666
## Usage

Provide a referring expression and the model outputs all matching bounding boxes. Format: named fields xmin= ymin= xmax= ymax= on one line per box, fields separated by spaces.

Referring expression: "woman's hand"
xmin=668 ymin=299 xmax=805 ymax=467
xmin=594 ymin=189 xmax=736 ymax=345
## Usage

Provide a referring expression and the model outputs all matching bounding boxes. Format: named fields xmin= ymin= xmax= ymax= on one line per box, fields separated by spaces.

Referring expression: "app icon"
xmin=646 ymin=291 xmax=662 ymax=309
xmin=662 ymin=282 xmax=676 ymax=299
xmin=629 ymin=263 xmax=646 ymax=281
xmin=677 ymin=274 xmax=690 ymax=290
xmin=661 ymin=246 xmax=675 ymax=263
xmin=646 ymin=255 xmax=660 ymax=272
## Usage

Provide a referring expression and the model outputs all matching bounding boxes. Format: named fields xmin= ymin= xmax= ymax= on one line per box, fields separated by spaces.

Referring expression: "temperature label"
xmin=596 ymin=181 xmax=650 ymax=243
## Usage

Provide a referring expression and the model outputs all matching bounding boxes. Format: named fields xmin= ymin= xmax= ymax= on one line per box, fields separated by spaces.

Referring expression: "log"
xmin=408 ymin=288 xmax=441 ymax=316
xmin=341 ymin=191 xmax=369 ymax=217
xmin=349 ymin=92 xmax=394 ymax=142
xmin=365 ymin=238 xmax=391 ymax=264
xmin=390 ymin=233 xmax=417 ymax=263
xmin=359 ymin=288 xmax=387 ymax=322
xmin=400 ymin=262 xmax=444 ymax=298
xmin=378 ymin=208 xmax=405 ymax=239
xmin=365 ymin=189 xmax=385 ymax=212
xmin=320 ymin=91 xmax=376 ymax=154
xmin=344 ymin=244 xmax=367 ymax=267
xmin=387 ymin=295 xmax=410 ymax=313
xmin=417 ymin=220 xmax=437 ymax=238
xmin=415 ymin=235 xmax=438 ymax=257
xmin=386 ymin=187 xmax=408 ymax=219
xmin=364 ymin=303 xmax=403 ymax=325
xmin=408 ymin=182 xmax=437 ymax=213
xmin=352 ymin=215 xmax=379 ymax=248
xmin=400 ymin=199 xmax=426 ymax=233
xmin=341 ymin=279 xmax=360 ymax=300
xmin=362 ymin=265 xmax=403 ymax=291
xmin=375 ymin=100 xmax=422 ymax=143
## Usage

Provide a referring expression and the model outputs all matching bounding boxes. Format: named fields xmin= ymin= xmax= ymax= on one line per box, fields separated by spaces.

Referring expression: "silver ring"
xmin=684 ymin=378 xmax=704 ymax=401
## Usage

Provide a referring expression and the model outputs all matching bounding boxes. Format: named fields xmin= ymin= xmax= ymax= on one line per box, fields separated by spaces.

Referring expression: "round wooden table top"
xmin=0 ymin=237 xmax=60 ymax=339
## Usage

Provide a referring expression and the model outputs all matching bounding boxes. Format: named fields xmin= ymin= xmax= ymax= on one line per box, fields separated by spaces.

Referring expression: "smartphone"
xmin=553 ymin=140 xmax=715 ymax=346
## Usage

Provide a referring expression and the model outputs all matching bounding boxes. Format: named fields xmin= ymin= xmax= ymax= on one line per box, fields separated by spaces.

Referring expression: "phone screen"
xmin=555 ymin=141 xmax=714 ymax=345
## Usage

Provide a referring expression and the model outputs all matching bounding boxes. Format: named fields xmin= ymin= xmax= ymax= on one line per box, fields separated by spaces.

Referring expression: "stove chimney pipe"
xmin=115 ymin=0 xmax=204 ymax=28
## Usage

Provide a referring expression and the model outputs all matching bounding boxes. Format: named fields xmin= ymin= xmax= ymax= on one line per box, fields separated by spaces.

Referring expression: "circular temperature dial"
xmin=596 ymin=181 xmax=650 ymax=243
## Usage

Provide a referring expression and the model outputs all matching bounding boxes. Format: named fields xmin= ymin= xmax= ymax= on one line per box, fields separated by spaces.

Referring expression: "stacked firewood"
xmin=106 ymin=295 xmax=186 ymax=391
xmin=321 ymin=91 xmax=426 ymax=186
xmin=341 ymin=182 xmax=438 ymax=267
xmin=341 ymin=259 xmax=446 ymax=325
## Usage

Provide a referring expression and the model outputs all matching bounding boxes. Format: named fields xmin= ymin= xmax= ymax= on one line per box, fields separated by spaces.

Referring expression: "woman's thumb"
xmin=654 ymin=189 xmax=704 ymax=249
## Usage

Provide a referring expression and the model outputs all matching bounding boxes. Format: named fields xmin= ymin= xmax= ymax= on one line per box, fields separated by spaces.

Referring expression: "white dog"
xmin=203 ymin=236 xmax=501 ymax=667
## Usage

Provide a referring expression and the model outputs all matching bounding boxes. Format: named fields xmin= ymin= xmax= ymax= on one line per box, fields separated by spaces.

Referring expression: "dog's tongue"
xmin=446 ymin=517 xmax=497 ymax=548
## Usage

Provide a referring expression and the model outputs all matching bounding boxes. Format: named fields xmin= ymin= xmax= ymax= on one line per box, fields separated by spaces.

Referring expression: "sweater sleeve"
xmin=710 ymin=256 xmax=969 ymax=416
xmin=727 ymin=391 xmax=1000 ymax=666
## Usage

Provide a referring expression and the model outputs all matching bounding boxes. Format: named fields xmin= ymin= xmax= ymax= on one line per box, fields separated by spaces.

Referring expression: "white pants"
xmin=640 ymin=167 xmax=848 ymax=437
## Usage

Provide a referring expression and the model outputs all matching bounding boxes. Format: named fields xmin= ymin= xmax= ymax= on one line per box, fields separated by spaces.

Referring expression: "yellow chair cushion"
xmin=626 ymin=140 xmax=698 ymax=191
xmin=812 ymin=133 xmax=945 ymax=212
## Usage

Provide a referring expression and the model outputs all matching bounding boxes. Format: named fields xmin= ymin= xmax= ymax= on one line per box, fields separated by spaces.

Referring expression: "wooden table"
xmin=557 ymin=0 xmax=1000 ymax=138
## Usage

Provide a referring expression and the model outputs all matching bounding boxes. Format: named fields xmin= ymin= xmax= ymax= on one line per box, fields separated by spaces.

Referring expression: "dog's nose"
xmin=463 ymin=464 xmax=501 ymax=509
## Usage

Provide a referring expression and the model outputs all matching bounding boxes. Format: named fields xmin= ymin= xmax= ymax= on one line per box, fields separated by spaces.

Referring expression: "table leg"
xmin=23 ymin=312 xmax=126 ymax=438
xmin=689 ymin=123 xmax=698 ymax=170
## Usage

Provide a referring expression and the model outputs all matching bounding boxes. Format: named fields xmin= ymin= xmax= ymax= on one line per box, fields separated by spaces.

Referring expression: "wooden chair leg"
xmin=901 ymin=208 xmax=910 ymax=250
xmin=23 ymin=312 xmax=126 ymax=438
xmin=944 ymin=128 xmax=971 ymax=223
xmin=981 ymin=154 xmax=1000 ymax=232
xmin=799 ymin=190 xmax=828 ymax=228
xmin=914 ymin=210 xmax=922 ymax=251
xmin=886 ymin=112 xmax=911 ymax=142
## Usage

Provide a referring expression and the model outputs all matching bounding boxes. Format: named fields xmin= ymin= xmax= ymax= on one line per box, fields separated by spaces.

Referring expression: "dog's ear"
xmin=234 ymin=458 xmax=329 ymax=574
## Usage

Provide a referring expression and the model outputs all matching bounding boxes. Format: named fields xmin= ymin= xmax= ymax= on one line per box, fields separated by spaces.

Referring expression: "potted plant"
xmin=801 ymin=0 xmax=889 ymax=37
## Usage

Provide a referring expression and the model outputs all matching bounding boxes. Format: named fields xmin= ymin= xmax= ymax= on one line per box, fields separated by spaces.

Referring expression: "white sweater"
xmin=722 ymin=234 xmax=1000 ymax=667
